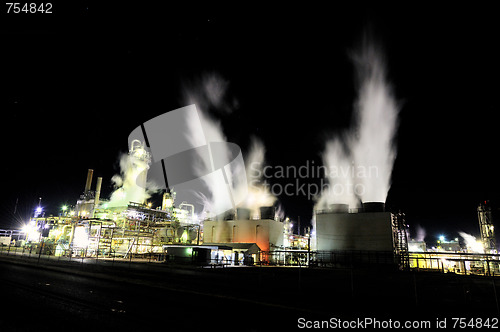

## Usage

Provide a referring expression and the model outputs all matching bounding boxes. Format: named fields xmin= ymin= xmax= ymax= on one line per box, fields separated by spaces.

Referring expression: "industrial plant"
xmin=0 ymin=137 xmax=498 ymax=278
xmin=0 ymin=140 xmax=307 ymax=266
xmin=0 ymin=35 xmax=498 ymax=280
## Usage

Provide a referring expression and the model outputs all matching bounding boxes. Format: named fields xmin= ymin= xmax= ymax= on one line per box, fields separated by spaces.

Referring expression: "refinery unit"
xmin=5 ymin=140 xmax=311 ymax=266
xmin=404 ymin=202 xmax=499 ymax=275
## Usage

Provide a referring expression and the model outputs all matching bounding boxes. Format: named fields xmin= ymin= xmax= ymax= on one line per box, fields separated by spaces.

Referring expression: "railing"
xmin=2 ymin=241 xmax=499 ymax=277
xmin=409 ymin=251 xmax=500 ymax=276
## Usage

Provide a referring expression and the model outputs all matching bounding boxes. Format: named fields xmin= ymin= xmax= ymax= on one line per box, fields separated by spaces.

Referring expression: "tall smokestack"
xmin=91 ymin=176 xmax=103 ymax=218
xmin=84 ymin=169 xmax=94 ymax=195
xmin=95 ymin=177 xmax=102 ymax=206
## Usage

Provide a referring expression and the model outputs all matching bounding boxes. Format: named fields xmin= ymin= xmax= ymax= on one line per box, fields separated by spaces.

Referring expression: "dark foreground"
xmin=0 ymin=256 xmax=498 ymax=331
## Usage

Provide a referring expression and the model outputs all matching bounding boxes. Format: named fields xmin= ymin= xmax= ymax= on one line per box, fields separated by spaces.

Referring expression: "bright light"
xmin=458 ymin=232 xmax=484 ymax=253
xmin=73 ymin=227 xmax=89 ymax=248
xmin=180 ymin=230 xmax=188 ymax=243
xmin=36 ymin=207 xmax=42 ymax=213
xmin=164 ymin=198 xmax=173 ymax=208
xmin=439 ymin=235 xmax=445 ymax=242
xmin=22 ymin=221 xmax=40 ymax=242
xmin=52 ymin=229 xmax=62 ymax=239
xmin=62 ymin=205 xmax=68 ymax=211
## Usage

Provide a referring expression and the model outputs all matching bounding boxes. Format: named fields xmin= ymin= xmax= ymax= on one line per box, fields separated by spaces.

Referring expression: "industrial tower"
xmin=477 ymin=201 xmax=497 ymax=254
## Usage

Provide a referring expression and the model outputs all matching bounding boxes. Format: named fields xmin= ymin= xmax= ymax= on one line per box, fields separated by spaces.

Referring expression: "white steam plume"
xmin=459 ymin=232 xmax=484 ymax=253
xmin=315 ymin=36 xmax=400 ymax=210
xmin=108 ymin=150 xmax=158 ymax=207
xmin=314 ymin=138 xmax=358 ymax=210
xmin=240 ymin=138 xmax=277 ymax=218
xmin=183 ymin=73 xmax=277 ymax=218
xmin=184 ymin=72 xmax=236 ymax=114
xmin=350 ymin=38 xmax=399 ymax=203
xmin=183 ymin=94 xmax=234 ymax=216
xmin=415 ymin=225 xmax=426 ymax=242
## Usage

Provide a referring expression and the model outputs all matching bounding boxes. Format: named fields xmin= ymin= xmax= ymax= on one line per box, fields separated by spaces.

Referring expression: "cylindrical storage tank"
xmin=236 ymin=208 xmax=251 ymax=220
xmin=328 ymin=204 xmax=349 ymax=213
xmin=362 ymin=202 xmax=385 ymax=212
xmin=259 ymin=206 xmax=275 ymax=220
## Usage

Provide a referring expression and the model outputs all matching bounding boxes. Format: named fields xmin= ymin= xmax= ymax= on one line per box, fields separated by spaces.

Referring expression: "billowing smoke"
xmin=183 ymin=72 xmax=237 ymax=114
xmin=240 ymin=138 xmax=277 ymax=218
xmin=315 ymin=137 xmax=358 ymax=209
xmin=459 ymin=232 xmax=484 ymax=253
xmin=416 ymin=225 xmax=426 ymax=242
xmin=182 ymin=73 xmax=276 ymax=217
xmin=350 ymin=38 xmax=399 ymax=203
xmin=183 ymin=92 xmax=235 ymax=216
xmin=108 ymin=146 xmax=159 ymax=207
xmin=315 ymin=36 xmax=399 ymax=210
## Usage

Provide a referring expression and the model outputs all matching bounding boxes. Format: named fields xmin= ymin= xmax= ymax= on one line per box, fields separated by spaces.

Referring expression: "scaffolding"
xmin=392 ymin=212 xmax=409 ymax=270
xmin=478 ymin=201 xmax=497 ymax=254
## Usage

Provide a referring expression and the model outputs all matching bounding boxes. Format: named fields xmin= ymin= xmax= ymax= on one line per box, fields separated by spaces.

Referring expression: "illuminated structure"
xmin=75 ymin=169 xmax=101 ymax=218
xmin=478 ymin=201 xmax=497 ymax=254
xmin=7 ymin=139 xmax=497 ymax=272
xmin=15 ymin=140 xmax=199 ymax=258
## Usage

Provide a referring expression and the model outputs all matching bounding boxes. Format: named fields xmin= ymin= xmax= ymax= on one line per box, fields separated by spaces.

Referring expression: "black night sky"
xmin=1 ymin=3 xmax=499 ymax=244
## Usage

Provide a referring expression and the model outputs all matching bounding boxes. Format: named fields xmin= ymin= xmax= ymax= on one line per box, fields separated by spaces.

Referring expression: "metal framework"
xmin=478 ymin=201 xmax=497 ymax=254
xmin=391 ymin=212 xmax=409 ymax=270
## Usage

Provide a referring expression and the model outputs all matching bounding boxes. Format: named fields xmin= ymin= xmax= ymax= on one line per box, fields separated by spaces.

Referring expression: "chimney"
xmin=95 ymin=177 xmax=102 ymax=206
xmin=84 ymin=169 xmax=93 ymax=195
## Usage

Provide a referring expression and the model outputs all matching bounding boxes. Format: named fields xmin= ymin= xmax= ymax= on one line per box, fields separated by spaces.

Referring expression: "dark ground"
xmin=0 ymin=256 xmax=498 ymax=331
